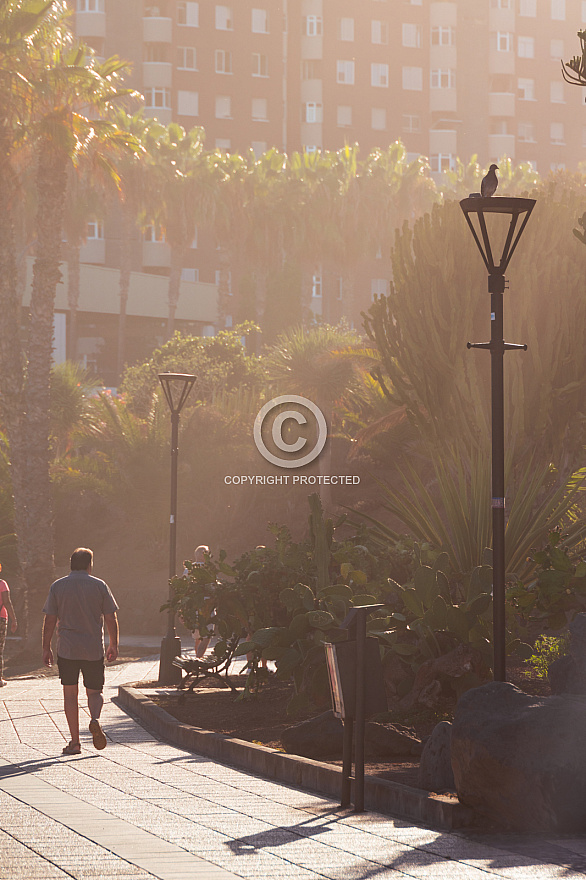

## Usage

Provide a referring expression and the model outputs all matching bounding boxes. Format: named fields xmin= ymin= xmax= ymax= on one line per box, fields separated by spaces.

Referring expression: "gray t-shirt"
xmin=43 ymin=571 xmax=119 ymax=661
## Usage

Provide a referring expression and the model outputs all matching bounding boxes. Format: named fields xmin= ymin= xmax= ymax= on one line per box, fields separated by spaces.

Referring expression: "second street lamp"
xmin=460 ymin=195 xmax=535 ymax=683
xmin=158 ymin=371 xmax=197 ymax=685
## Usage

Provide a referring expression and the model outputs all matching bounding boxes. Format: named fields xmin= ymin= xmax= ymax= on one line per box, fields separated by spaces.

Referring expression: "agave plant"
xmin=356 ymin=445 xmax=586 ymax=581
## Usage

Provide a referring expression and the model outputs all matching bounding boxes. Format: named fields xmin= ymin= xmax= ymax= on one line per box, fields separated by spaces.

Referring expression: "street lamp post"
xmin=460 ymin=196 xmax=535 ymax=682
xmin=158 ymin=372 xmax=197 ymax=685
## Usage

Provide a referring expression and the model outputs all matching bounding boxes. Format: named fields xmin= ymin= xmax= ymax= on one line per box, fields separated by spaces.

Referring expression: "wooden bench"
xmin=172 ymin=633 xmax=242 ymax=699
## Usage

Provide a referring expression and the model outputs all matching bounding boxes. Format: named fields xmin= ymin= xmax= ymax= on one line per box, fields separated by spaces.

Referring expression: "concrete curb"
xmin=117 ymin=683 xmax=474 ymax=831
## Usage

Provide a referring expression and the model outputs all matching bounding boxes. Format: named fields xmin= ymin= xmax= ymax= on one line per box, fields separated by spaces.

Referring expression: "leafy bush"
xmin=524 ymin=633 xmax=569 ymax=679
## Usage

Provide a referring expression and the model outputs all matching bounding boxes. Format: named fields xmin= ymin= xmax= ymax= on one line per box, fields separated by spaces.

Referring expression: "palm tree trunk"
xmin=117 ymin=205 xmax=133 ymax=380
xmin=23 ymin=142 xmax=68 ymax=644
xmin=166 ymin=246 xmax=184 ymax=339
xmin=65 ymin=240 xmax=81 ymax=361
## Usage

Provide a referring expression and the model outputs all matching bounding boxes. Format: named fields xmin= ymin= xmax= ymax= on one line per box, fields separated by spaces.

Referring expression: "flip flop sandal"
xmin=62 ymin=742 xmax=81 ymax=755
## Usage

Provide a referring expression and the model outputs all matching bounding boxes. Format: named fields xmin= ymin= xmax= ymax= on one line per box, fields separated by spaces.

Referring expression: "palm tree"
xmin=146 ymin=123 xmax=212 ymax=338
xmin=1 ymin=1 xmax=140 ymax=644
xmin=264 ymin=324 xmax=370 ymax=509
xmin=110 ymin=109 xmax=158 ymax=379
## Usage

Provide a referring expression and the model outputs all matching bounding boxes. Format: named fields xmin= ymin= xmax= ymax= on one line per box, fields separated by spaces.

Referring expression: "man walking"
xmin=42 ymin=548 xmax=119 ymax=756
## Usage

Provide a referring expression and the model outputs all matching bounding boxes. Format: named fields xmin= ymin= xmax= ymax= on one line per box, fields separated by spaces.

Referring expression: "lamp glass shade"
xmin=460 ymin=196 xmax=535 ymax=275
xmin=158 ymin=372 xmax=196 ymax=414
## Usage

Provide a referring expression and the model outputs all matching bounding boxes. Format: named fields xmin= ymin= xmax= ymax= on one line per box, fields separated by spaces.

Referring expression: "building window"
xmin=77 ymin=0 xmax=104 ymax=11
xmin=583 ymin=0 xmax=586 ymax=23
xmin=177 ymin=2 xmax=199 ymax=26
xmin=338 ymin=17 xmax=354 ymax=41
xmin=215 ymin=49 xmax=232 ymax=74
xmin=177 ymin=90 xmax=198 ymax=116
xmin=215 ymin=95 xmax=231 ymax=118
xmin=518 ymin=77 xmax=535 ymax=100
xmin=252 ymin=97 xmax=268 ymax=120
xmin=550 ymin=81 xmax=564 ymax=102
xmin=402 ymin=113 xmax=420 ymax=132
xmin=402 ymin=23 xmax=421 ymax=48
xmin=519 ymin=0 xmax=537 ymax=13
xmin=550 ymin=39 xmax=564 ymax=59
xmin=145 ymin=44 xmax=168 ymax=63
xmin=144 ymin=87 xmax=170 ymax=109
xmin=252 ymin=141 xmax=266 ymax=157
xmin=518 ymin=36 xmax=535 ymax=58
xmin=337 ymin=105 xmax=352 ymax=127
xmin=431 ymin=69 xmax=456 ymax=89
xmin=430 ymin=154 xmax=455 ymax=173
xmin=491 ymin=0 xmax=511 ymax=7
xmin=551 ymin=122 xmax=565 ymax=144
xmin=86 ymin=219 xmax=104 ymax=239
xmin=216 ymin=5 xmax=233 ymax=30
xmin=177 ymin=47 xmax=196 ymax=69
xmin=215 ymin=138 xmax=231 ymax=150
xmin=497 ymin=32 xmax=512 ymax=52
xmin=337 ymin=60 xmax=355 ymax=85
xmin=431 ymin=26 xmax=455 ymax=46
xmin=372 ymin=107 xmax=386 ymax=130
xmin=304 ymin=15 xmax=322 ymax=36
xmin=144 ymin=224 xmax=165 ymax=243
xmin=518 ymin=121 xmax=535 ymax=142
xmin=312 ymin=272 xmax=322 ymax=298
xmin=402 ymin=66 xmax=423 ymax=90
xmin=252 ymin=53 xmax=268 ymax=77
xmin=190 ymin=229 xmax=198 ymax=248
xmin=304 ymin=102 xmax=323 ymax=123
xmin=371 ymin=63 xmax=389 ymax=87
xmin=305 ymin=145 xmax=318 ymax=154
xmin=302 ymin=60 xmax=321 ymax=79
xmin=371 ymin=20 xmax=389 ymax=45
xmin=252 ymin=8 xmax=268 ymax=32
xmin=551 ymin=0 xmax=566 ymax=19
xmin=550 ymin=162 xmax=566 ymax=171
xmin=181 ymin=268 xmax=199 ymax=282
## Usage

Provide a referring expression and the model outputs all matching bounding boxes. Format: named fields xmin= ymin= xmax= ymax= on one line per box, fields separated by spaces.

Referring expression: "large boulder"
xmin=451 ymin=682 xmax=586 ymax=831
xmin=281 ymin=711 xmax=422 ymax=759
xmin=418 ymin=721 xmax=454 ymax=792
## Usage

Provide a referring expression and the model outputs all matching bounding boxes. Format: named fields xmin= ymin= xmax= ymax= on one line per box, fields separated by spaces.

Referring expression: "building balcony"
xmin=75 ymin=11 xmax=106 ymax=38
xmin=429 ymin=129 xmax=458 ymax=153
xmin=489 ymin=49 xmax=515 ymax=76
xmin=301 ymin=35 xmax=323 ymax=61
xmin=430 ymin=2 xmax=457 ymax=26
xmin=142 ymin=241 xmax=171 ymax=268
xmin=143 ymin=15 xmax=172 ymax=43
xmin=143 ymin=106 xmax=173 ymax=124
xmin=489 ymin=92 xmax=515 ymax=117
xmin=80 ymin=240 xmax=105 ymax=264
xmin=430 ymin=89 xmax=457 ymax=113
xmin=143 ymin=62 xmax=172 ymax=89
xmin=489 ymin=133 xmax=515 ymax=160
xmin=430 ymin=46 xmax=457 ymax=68
xmin=300 ymin=80 xmax=323 ymax=102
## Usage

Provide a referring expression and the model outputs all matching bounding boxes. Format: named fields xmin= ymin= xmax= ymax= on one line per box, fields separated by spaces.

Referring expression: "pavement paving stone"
xmin=2 ymin=656 xmax=586 ymax=880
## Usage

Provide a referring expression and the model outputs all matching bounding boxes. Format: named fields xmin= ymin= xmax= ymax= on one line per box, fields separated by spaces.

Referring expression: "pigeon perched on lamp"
xmin=481 ymin=164 xmax=499 ymax=197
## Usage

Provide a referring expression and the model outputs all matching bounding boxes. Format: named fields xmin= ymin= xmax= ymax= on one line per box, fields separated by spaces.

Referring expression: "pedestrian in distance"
xmin=42 ymin=548 xmax=119 ymax=756
xmin=0 ymin=562 xmax=18 ymax=686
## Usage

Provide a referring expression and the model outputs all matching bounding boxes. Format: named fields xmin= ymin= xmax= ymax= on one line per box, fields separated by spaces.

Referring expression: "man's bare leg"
xmin=63 ymin=685 xmax=80 ymax=744
xmin=86 ymin=688 xmax=103 ymax=720
xmin=87 ymin=688 xmax=107 ymax=749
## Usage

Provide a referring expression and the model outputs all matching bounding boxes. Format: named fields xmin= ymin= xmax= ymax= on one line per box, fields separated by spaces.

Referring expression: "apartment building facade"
xmin=70 ymin=0 xmax=586 ymax=333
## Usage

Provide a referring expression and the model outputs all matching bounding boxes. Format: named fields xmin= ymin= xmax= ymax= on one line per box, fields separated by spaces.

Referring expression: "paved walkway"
xmin=1 ymin=657 xmax=586 ymax=880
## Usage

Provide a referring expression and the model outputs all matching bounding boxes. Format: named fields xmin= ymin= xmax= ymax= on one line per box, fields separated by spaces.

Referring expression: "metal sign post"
xmin=325 ymin=604 xmax=387 ymax=812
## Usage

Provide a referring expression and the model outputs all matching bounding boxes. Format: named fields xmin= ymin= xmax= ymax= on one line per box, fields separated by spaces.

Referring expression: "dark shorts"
xmin=57 ymin=656 xmax=105 ymax=691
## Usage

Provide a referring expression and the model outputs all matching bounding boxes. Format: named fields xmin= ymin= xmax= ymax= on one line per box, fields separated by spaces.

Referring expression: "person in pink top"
xmin=0 ymin=563 xmax=18 ymax=686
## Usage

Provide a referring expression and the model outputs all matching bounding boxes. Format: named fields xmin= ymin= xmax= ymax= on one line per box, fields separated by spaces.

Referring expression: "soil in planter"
xmin=141 ymin=659 xmax=551 ymax=792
